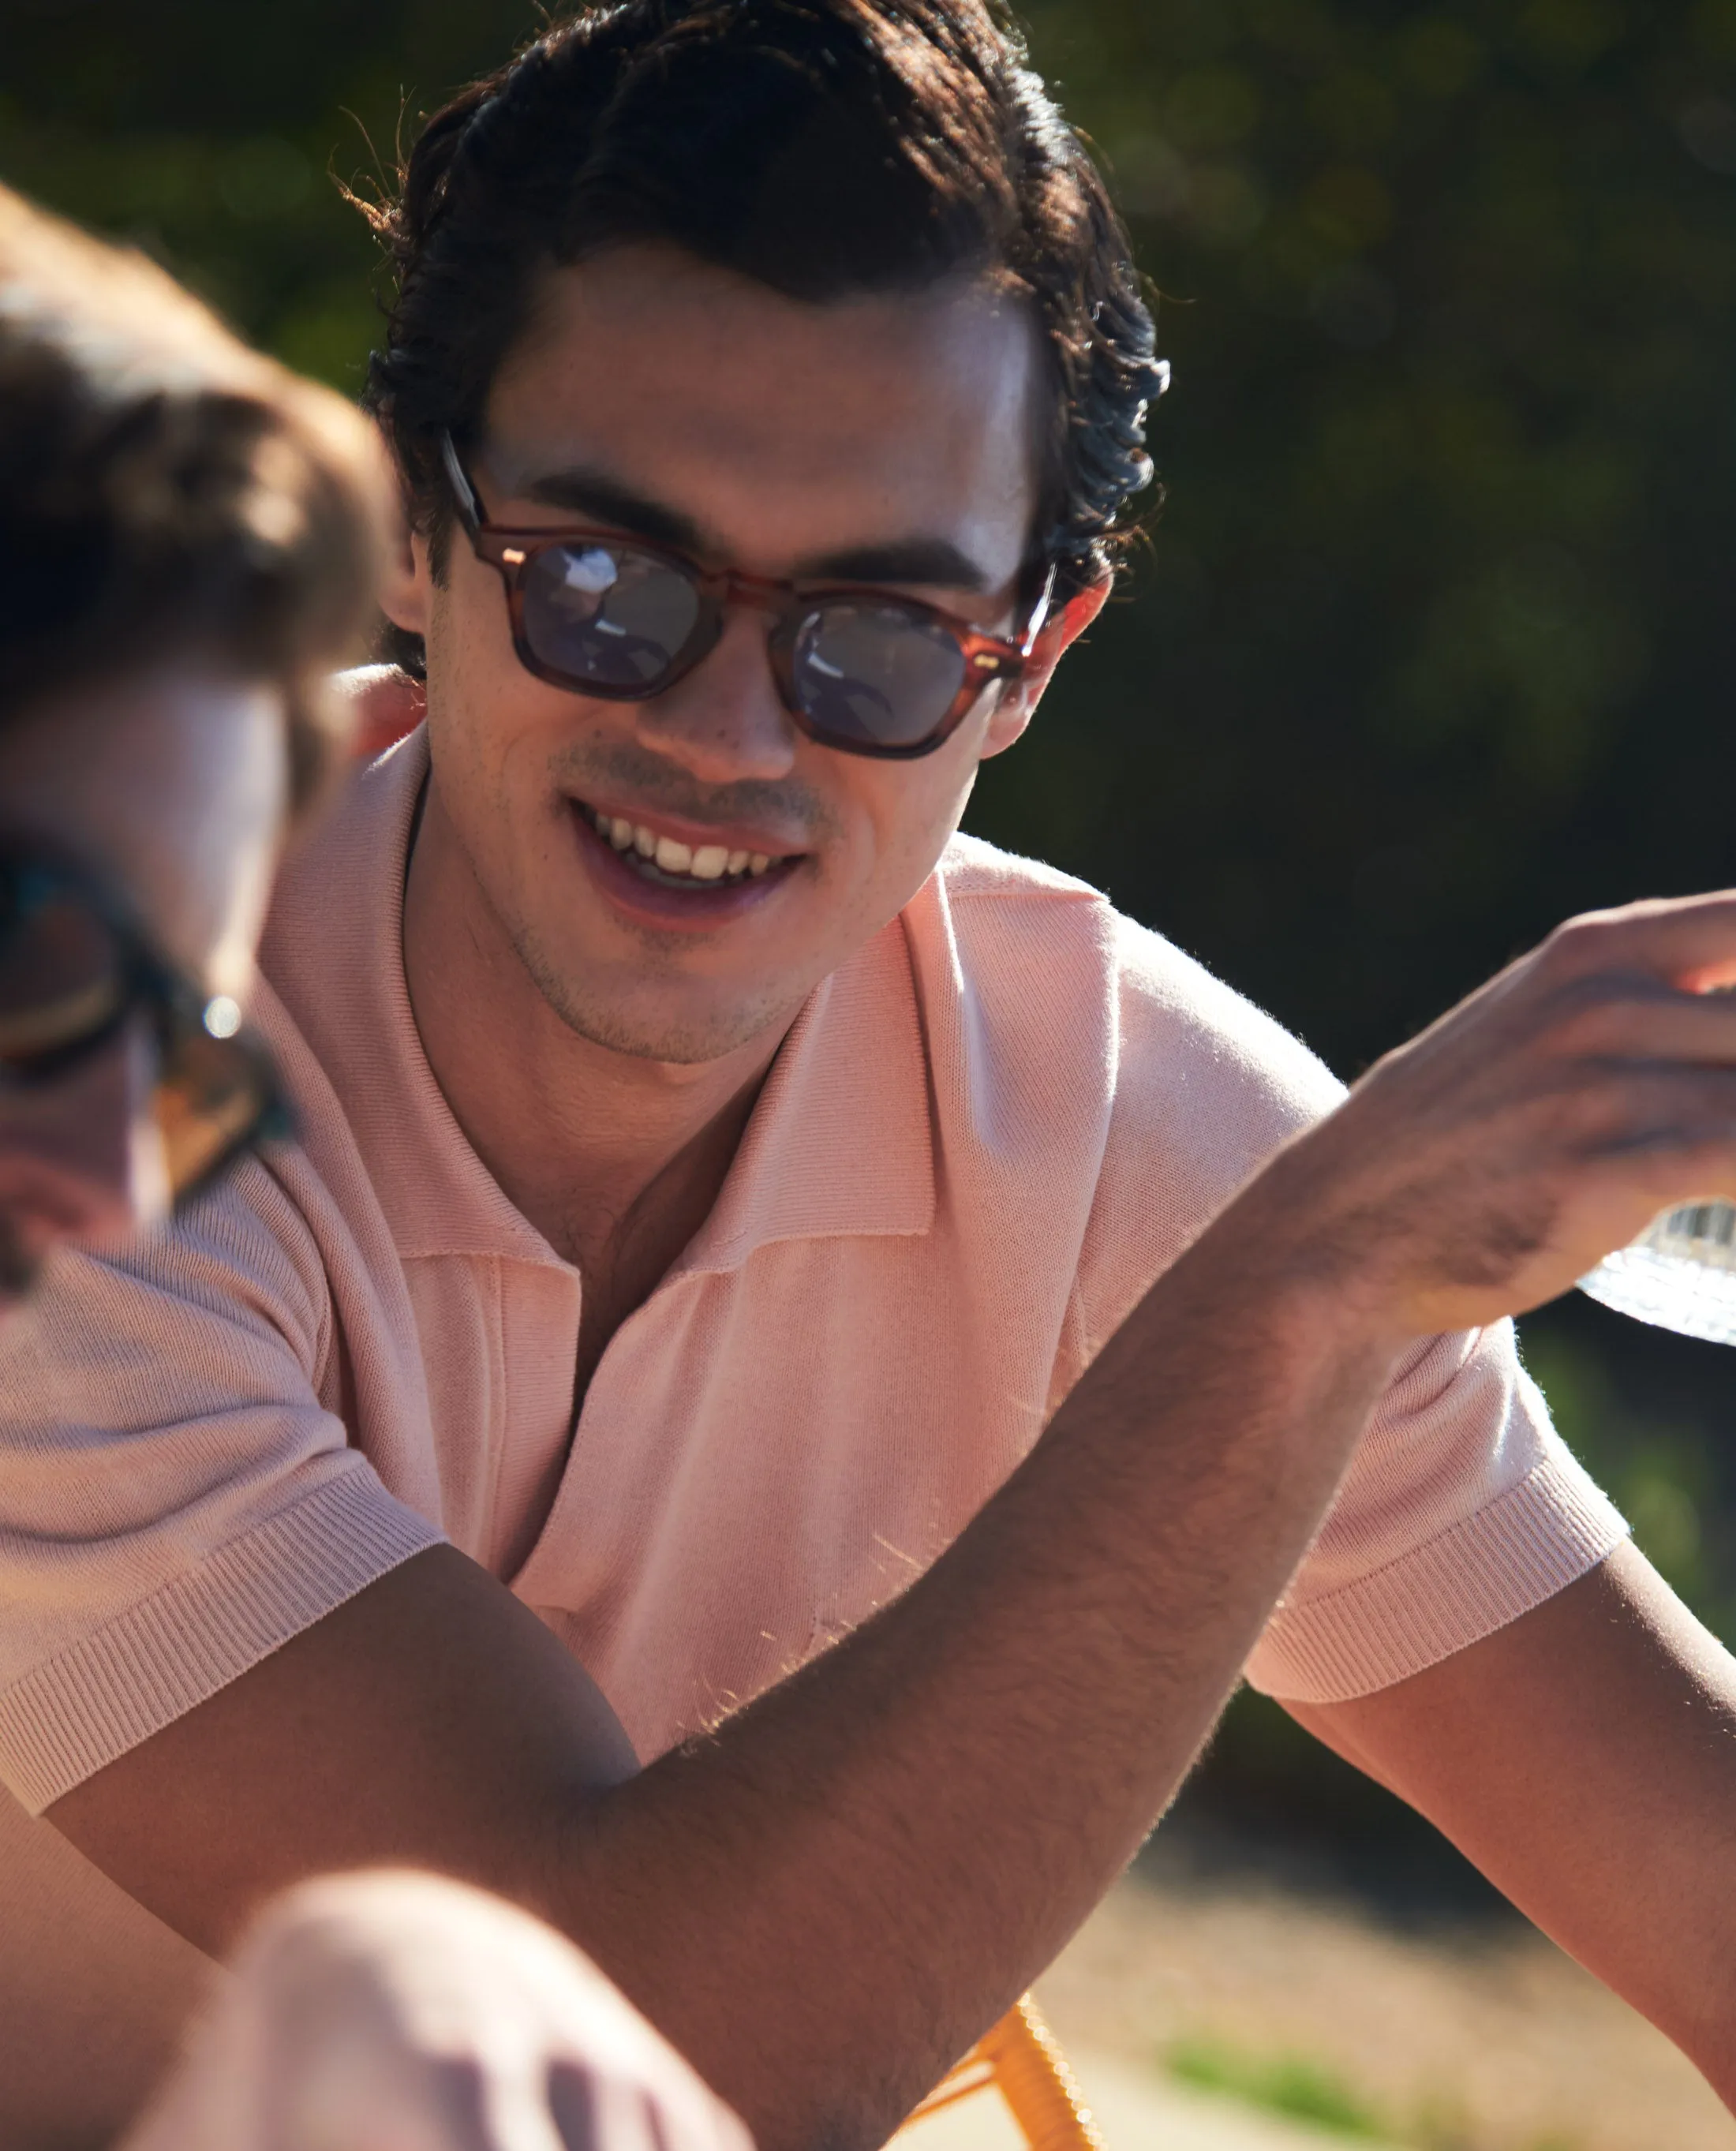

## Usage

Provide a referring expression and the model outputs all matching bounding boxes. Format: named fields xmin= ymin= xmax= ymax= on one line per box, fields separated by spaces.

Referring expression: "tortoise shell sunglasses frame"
xmin=438 ymin=432 xmax=1057 ymax=761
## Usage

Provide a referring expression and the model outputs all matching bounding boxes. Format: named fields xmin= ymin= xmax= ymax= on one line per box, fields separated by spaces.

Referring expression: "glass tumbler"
xmin=1580 ymin=1199 xmax=1736 ymax=1345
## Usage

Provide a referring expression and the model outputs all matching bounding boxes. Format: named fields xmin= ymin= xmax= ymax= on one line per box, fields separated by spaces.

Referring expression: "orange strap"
xmin=900 ymin=1996 xmax=1104 ymax=2150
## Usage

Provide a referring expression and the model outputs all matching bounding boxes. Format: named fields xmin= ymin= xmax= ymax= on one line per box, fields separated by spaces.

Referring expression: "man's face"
xmin=0 ymin=669 xmax=288 ymax=1311
xmin=396 ymin=246 xmax=1049 ymax=1064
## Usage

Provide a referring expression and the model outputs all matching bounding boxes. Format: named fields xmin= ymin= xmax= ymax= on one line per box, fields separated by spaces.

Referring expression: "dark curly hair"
xmin=362 ymin=0 xmax=1165 ymax=659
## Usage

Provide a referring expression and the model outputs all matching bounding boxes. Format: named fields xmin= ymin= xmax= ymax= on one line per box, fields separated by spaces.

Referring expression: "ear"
xmin=980 ymin=579 xmax=1111 ymax=759
xmin=378 ymin=488 xmax=430 ymax=639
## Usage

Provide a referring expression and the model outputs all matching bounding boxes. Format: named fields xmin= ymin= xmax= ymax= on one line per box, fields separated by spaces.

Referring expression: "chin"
xmin=579 ymin=999 xmax=791 ymax=1065
xmin=545 ymin=970 xmax=803 ymax=1065
xmin=512 ymin=907 xmax=818 ymax=1064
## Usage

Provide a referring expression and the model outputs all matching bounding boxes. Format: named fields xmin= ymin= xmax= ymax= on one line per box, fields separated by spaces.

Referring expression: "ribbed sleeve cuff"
xmin=0 ymin=1467 xmax=443 ymax=1813
xmin=1244 ymin=1456 xmax=1630 ymax=1704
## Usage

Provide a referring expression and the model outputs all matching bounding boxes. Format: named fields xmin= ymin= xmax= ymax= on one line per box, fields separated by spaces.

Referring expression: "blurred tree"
xmin=6 ymin=0 xmax=1729 ymax=1065
xmin=993 ymin=0 xmax=1736 ymax=1076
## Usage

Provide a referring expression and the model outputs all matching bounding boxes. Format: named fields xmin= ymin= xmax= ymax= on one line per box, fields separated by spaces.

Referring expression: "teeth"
xmin=586 ymin=805 xmax=780 ymax=884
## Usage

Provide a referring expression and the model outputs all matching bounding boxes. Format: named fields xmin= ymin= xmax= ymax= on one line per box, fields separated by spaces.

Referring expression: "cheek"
xmin=841 ymin=750 xmax=980 ymax=915
xmin=425 ymin=570 xmax=558 ymax=789
xmin=14 ymin=686 xmax=290 ymax=992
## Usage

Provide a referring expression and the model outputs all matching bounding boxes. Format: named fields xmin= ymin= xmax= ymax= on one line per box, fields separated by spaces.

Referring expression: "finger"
xmin=1540 ymin=978 xmax=1736 ymax=1066
xmin=1472 ymin=1063 xmax=1736 ymax=1194
xmin=1573 ymin=1063 xmax=1736 ymax=1184
xmin=1575 ymin=1143 xmax=1736 ymax=1252
xmin=1539 ymin=892 xmax=1736 ymax=993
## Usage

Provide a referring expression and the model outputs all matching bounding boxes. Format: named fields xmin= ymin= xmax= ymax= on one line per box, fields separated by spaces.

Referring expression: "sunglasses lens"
xmin=152 ymin=1005 xmax=282 ymax=1204
xmin=791 ymin=603 xmax=968 ymax=752
xmin=521 ymin=542 xmax=703 ymax=693
xmin=0 ymin=872 xmax=127 ymax=1073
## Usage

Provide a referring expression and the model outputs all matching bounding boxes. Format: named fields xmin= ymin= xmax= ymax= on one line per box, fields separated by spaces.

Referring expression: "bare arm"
xmin=53 ymin=1233 xmax=1394 ymax=2151
xmin=1290 ymin=1540 xmax=1736 ymax=2105
xmin=48 ymin=891 xmax=1736 ymax=2149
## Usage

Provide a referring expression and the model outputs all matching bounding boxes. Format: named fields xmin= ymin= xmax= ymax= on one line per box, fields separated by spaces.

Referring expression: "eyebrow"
xmin=520 ymin=465 xmax=994 ymax=593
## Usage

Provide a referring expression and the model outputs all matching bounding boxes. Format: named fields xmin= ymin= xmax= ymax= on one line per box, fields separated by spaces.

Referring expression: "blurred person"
xmin=11 ymin=9 xmax=1736 ymax=2151
xmin=0 ymin=185 xmax=751 ymax=2151
xmin=125 ymin=1872 xmax=750 ymax=2151
xmin=0 ymin=189 xmax=372 ymax=1314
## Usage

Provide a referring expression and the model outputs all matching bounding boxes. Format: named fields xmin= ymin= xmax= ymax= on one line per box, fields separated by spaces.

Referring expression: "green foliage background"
xmin=5 ymin=0 xmax=1734 ymax=1896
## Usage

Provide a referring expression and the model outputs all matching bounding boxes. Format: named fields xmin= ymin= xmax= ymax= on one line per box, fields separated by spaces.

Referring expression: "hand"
xmin=1234 ymin=892 xmax=1736 ymax=1339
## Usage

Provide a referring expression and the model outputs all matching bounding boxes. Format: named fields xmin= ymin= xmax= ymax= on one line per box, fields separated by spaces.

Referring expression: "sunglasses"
xmin=0 ymin=844 xmax=290 ymax=1208
xmin=441 ymin=434 xmax=1056 ymax=761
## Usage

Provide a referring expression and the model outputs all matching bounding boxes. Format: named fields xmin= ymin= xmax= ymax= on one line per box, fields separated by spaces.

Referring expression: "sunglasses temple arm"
xmin=440 ymin=431 xmax=485 ymax=537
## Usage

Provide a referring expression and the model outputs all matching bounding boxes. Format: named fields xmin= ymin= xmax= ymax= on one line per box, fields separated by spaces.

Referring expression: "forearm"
xmin=1291 ymin=1543 xmax=1736 ymax=2113
xmin=555 ymin=1196 xmax=1401 ymax=2149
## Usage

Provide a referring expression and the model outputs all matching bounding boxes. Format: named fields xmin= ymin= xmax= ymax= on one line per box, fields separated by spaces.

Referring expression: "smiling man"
xmin=13 ymin=6 xmax=1736 ymax=2149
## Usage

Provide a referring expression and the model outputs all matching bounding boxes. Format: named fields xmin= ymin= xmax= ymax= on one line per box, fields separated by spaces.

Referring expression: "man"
xmin=0 ymin=182 xmax=748 ymax=2151
xmin=7 ymin=6 xmax=1736 ymax=2148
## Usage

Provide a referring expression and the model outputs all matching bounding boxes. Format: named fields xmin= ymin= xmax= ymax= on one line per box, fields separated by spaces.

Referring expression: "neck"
xmin=402 ymin=775 xmax=786 ymax=1275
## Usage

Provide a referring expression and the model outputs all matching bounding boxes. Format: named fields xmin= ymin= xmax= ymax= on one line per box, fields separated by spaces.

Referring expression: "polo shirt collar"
xmin=675 ymin=912 xmax=935 ymax=1275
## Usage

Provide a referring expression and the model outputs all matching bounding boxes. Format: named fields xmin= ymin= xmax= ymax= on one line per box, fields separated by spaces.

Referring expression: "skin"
xmin=43 ymin=249 xmax=1736 ymax=2147
xmin=0 ymin=668 xmax=287 ymax=1307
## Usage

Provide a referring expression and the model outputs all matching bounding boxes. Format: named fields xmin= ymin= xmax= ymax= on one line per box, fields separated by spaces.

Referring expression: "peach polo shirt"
xmin=0 ymin=728 xmax=1626 ymax=2138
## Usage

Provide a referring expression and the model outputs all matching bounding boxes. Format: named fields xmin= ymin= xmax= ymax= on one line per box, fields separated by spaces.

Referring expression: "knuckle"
xmin=1538 ymin=912 xmax=1606 ymax=967
xmin=1542 ymin=986 xmax=1634 ymax=1059
xmin=1558 ymin=1081 xmax=1630 ymax=1150
xmin=1596 ymin=1073 xmax=1736 ymax=1162
xmin=1534 ymin=964 xmax=1669 ymax=1060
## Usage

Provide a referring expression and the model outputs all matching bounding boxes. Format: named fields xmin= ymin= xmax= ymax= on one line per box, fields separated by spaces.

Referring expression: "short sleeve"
xmin=1075 ymin=913 xmax=1629 ymax=1704
xmin=1245 ymin=1322 xmax=1628 ymax=1700
xmin=0 ymin=1158 xmax=442 ymax=1815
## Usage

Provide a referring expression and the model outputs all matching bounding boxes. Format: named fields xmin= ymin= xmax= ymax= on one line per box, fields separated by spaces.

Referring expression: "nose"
xmin=630 ymin=606 xmax=800 ymax=787
xmin=0 ymin=1018 xmax=169 ymax=1272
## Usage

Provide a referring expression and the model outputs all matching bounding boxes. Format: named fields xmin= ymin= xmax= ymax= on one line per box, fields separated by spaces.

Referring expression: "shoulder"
xmin=930 ymin=831 xmax=1339 ymax=1135
xmin=1094 ymin=913 xmax=1343 ymax=1330
xmin=6 ymin=1139 xmax=336 ymax=1403
xmin=1106 ymin=908 xmax=1343 ymax=1148
xmin=925 ymin=836 xmax=1343 ymax=1342
xmin=932 ymin=830 xmax=1106 ymax=907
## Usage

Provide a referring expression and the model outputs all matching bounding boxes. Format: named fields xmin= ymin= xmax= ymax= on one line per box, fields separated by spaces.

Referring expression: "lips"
xmin=565 ymin=796 xmax=803 ymax=927
xmin=578 ymin=802 xmax=778 ymax=886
